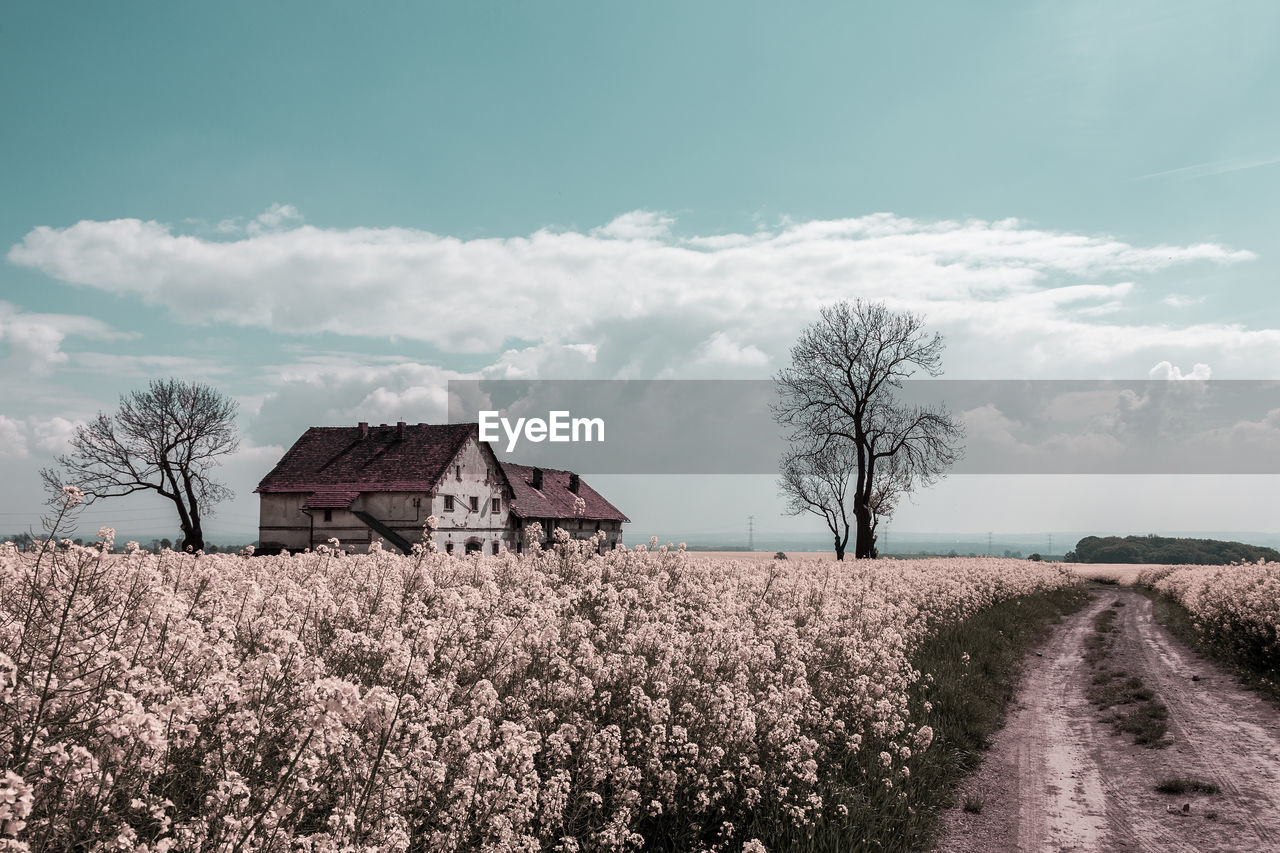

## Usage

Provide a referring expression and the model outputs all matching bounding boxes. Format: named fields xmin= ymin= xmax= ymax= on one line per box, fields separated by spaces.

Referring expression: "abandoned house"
xmin=255 ymin=421 xmax=629 ymax=555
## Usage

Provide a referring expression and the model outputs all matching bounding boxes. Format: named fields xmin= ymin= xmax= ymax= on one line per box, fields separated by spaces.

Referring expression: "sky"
xmin=3 ymin=1 xmax=1280 ymax=546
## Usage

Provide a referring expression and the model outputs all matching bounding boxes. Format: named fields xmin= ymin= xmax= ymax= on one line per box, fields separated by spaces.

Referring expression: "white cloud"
xmin=693 ymin=332 xmax=769 ymax=369
xmin=0 ymin=302 xmax=127 ymax=374
xmin=251 ymin=358 xmax=460 ymax=445
xmin=69 ymin=352 xmax=231 ymax=377
xmin=0 ymin=415 xmax=29 ymax=458
xmin=247 ymin=203 xmax=304 ymax=236
xmin=30 ymin=416 xmax=79 ymax=454
xmin=590 ymin=210 xmax=674 ymax=241
xmin=1161 ymin=293 xmax=1207 ymax=308
xmin=0 ymin=414 xmax=90 ymax=459
xmin=1148 ymin=361 xmax=1211 ymax=380
xmin=208 ymin=203 xmax=306 ymax=237
xmin=6 ymin=209 xmax=1264 ymax=378
xmin=480 ymin=342 xmax=599 ymax=379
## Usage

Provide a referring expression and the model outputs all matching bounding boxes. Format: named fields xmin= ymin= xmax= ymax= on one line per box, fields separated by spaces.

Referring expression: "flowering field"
xmin=1137 ymin=561 xmax=1280 ymax=671
xmin=1 ymin=516 xmax=1078 ymax=853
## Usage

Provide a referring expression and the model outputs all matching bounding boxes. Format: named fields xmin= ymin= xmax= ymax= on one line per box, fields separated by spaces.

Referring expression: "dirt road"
xmin=936 ymin=589 xmax=1280 ymax=853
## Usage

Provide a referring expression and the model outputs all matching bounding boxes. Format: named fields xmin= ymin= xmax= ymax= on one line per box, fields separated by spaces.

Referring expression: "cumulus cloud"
xmin=1161 ymin=293 xmax=1207 ymax=308
xmin=590 ymin=211 xmax=675 ymax=241
xmin=1148 ymin=361 xmax=1211 ymax=380
xmin=208 ymin=203 xmax=306 ymax=237
xmin=6 ymin=209 xmax=1265 ymax=377
xmin=30 ymin=416 xmax=79 ymax=454
xmin=0 ymin=415 xmax=29 ymax=458
xmin=693 ymin=332 xmax=769 ymax=369
xmin=251 ymin=358 xmax=461 ymax=446
xmin=480 ymin=342 xmax=599 ymax=379
xmin=0 ymin=302 xmax=127 ymax=374
xmin=0 ymin=414 xmax=81 ymax=459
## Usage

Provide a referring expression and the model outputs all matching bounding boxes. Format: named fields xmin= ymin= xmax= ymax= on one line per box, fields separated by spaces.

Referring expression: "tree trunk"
xmin=174 ymin=499 xmax=204 ymax=551
xmin=853 ymin=503 xmax=875 ymax=559
xmin=180 ymin=525 xmax=204 ymax=552
xmin=834 ymin=536 xmax=845 ymax=561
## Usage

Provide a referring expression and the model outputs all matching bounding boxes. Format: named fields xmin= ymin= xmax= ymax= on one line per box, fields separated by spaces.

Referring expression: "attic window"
xmin=492 ymin=497 xmax=501 ymax=513
xmin=455 ymin=465 xmax=462 ymax=480
xmin=444 ymin=495 xmax=454 ymax=511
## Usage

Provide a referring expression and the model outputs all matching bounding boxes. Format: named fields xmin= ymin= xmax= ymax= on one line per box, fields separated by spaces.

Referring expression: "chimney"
xmin=358 ymin=422 xmax=369 ymax=439
xmin=396 ymin=421 xmax=406 ymax=440
xmin=531 ymin=468 xmax=543 ymax=490
xmin=568 ymin=473 xmax=580 ymax=494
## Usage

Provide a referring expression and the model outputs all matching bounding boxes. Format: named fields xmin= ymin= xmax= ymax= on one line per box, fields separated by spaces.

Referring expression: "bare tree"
xmin=773 ymin=301 xmax=963 ymax=559
xmin=42 ymin=379 xmax=239 ymax=551
xmin=779 ymin=439 xmax=858 ymax=560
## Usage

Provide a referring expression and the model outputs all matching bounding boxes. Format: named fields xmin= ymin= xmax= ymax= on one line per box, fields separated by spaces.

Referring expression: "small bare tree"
xmin=42 ymin=379 xmax=238 ymax=551
xmin=779 ymin=439 xmax=858 ymax=560
xmin=774 ymin=300 xmax=963 ymax=559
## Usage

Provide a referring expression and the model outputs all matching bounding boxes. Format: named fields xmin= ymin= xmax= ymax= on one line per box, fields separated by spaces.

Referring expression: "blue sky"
xmin=3 ymin=1 xmax=1280 ymax=543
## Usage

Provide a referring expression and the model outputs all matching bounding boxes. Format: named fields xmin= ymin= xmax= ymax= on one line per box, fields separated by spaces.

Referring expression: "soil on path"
xmin=935 ymin=588 xmax=1280 ymax=853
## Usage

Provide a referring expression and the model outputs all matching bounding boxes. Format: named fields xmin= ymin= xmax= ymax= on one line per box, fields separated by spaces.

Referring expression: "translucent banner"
xmin=447 ymin=379 xmax=1280 ymax=475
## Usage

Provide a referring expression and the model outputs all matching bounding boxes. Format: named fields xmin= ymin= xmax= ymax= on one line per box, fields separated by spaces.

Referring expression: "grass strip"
xmin=1082 ymin=600 xmax=1169 ymax=747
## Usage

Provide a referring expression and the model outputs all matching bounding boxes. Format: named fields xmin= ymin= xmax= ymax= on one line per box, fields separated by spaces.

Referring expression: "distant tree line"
xmin=2 ymin=532 xmax=253 ymax=553
xmin=1065 ymin=534 xmax=1280 ymax=565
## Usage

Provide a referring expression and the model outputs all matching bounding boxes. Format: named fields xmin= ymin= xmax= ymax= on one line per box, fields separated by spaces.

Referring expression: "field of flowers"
xmin=1138 ymin=561 xmax=1280 ymax=672
xmin=1 ymin=507 xmax=1078 ymax=853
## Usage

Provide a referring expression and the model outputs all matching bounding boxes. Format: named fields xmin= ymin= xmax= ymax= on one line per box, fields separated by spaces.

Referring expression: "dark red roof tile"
xmin=500 ymin=462 xmax=629 ymax=522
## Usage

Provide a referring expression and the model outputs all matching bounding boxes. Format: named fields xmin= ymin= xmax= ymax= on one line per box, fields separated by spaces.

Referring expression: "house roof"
xmin=256 ymin=423 xmax=476 ymax=494
xmin=303 ymin=488 xmax=363 ymax=509
xmin=500 ymin=462 xmax=630 ymax=523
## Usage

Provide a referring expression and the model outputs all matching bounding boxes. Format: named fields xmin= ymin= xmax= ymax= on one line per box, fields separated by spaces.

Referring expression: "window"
xmin=455 ymin=464 xmax=462 ymax=481
xmin=443 ymin=495 xmax=454 ymax=511
xmin=492 ymin=497 xmax=501 ymax=513
xmin=491 ymin=541 xmax=500 ymax=555
xmin=469 ymin=496 xmax=479 ymax=512
xmin=445 ymin=542 xmax=454 ymax=555
xmin=323 ymin=509 xmax=332 ymax=522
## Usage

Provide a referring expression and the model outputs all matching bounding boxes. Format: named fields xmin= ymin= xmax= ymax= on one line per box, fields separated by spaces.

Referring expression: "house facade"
xmin=256 ymin=421 xmax=628 ymax=555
